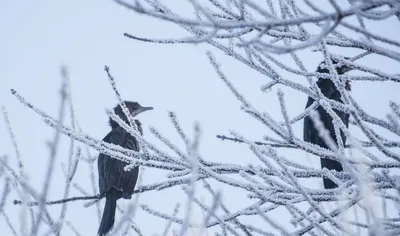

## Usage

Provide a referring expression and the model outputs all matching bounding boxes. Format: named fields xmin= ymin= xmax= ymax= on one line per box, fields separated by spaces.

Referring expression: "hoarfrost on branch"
xmin=2 ymin=0 xmax=400 ymax=235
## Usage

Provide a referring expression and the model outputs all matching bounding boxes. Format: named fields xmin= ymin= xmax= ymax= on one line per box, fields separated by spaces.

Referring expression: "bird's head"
xmin=109 ymin=101 xmax=153 ymax=130
xmin=316 ymin=57 xmax=353 ymax=94
xmin=317 ymin=57 xmax=354 ymax=75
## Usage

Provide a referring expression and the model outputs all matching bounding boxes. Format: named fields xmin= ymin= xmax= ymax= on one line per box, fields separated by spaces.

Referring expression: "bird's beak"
xmin=141 ymin=106 xmax=154 ymax=112
xmin=340 ymin=57 xmax=354 ymax=73
xmin=341 ymin=66 xmax=354 ymax=73
xmin=131 ymin=106 xmax=153 ymax=117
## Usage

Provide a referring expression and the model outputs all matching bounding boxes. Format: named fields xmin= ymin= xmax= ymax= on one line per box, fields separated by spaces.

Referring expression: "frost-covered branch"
xmin=2 ymin=0 xmax=400 ymax=235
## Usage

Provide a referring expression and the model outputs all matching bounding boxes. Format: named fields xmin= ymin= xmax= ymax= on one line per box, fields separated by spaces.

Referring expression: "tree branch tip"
xmin=13 ymin=200 xmax=21 ymax=205
xmin=168 ymin=111 xmax=176 ymax=117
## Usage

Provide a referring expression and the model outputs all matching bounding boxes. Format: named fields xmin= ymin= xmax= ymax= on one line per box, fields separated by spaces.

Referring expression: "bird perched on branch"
xmin=303 ymin=58 xmax=353 ymax=189
xmin=97 ymin=101 xmax=153 ymax=236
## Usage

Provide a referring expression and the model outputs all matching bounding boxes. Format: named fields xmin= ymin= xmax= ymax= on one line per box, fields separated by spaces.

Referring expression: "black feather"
xmin=97 ymin=101 xmax=146 ymax=235
xmin=303 ymin=59 xmax=351 ymax=189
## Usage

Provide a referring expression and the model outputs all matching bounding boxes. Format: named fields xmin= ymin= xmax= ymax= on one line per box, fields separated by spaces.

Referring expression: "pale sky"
xmin=1 ymin=1 xmax=400 ymax=235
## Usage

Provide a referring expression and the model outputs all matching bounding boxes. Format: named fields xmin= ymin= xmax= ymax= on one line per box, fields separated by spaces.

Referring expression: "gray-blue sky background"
xmin=2 ymin=0 xmax=400 ymax=235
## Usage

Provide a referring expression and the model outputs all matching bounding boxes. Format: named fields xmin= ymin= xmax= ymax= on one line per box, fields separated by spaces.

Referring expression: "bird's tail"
xmin=98 ymin=190 xmax=118 ymax=236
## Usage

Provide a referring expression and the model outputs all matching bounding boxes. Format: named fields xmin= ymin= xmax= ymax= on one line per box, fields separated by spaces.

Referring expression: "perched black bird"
xmin=303 ymin=58 xmax=353 ymax=189
xmin=97 ymin=101 xmax=153 ymax=236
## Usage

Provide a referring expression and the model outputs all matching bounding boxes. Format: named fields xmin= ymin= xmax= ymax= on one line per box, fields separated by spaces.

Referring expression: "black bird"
xmin=97 ymin=101 xmax=153 ymax=236
xmin=303 ymin=58 xmax=353 ymax=189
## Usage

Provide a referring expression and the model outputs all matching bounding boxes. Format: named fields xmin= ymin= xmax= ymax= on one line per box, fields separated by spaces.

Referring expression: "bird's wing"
xmin=303 ymin=98 xmax=327 ymax=146
xmin=97 ymin=127 xmax=139 ymax=195
xmin=334 ymin=107 xmax=350 ymax=145
xmin=303 ymin=98 xmax=349 ymax=149
xmin=303 ymin=98 xmax=314 ymax=143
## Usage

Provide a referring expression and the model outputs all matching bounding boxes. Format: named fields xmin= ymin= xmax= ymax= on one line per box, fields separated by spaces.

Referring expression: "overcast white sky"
xmin=1 ymin=0 xmax=400 ymax=235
